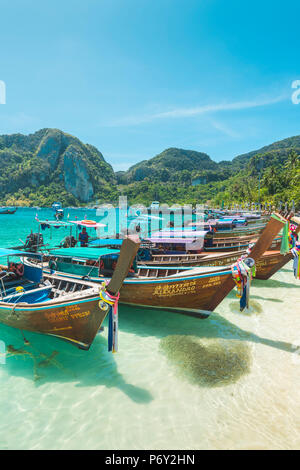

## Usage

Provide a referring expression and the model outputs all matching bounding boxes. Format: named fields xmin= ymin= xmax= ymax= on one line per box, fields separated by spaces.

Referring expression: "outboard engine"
xmin=60 ymin=235 xmax=77 ymax=248
xmin=23 ymin=232 xmax=44 ymax=252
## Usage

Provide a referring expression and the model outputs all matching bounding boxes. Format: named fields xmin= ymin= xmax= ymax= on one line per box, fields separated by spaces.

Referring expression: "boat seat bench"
xmin=2 ymin=285 xmax=52 ymax=304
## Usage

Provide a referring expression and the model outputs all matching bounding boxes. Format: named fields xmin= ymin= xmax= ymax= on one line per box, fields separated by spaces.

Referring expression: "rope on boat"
xmin=6 ymin=286 xmax=26 ymax=318
xmin=98 ymin=282 xmax=120 ymax=353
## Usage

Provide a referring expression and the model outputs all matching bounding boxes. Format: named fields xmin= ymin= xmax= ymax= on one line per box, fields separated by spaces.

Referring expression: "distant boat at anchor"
xmin=0 ymin=207 xmax=17 ymax=215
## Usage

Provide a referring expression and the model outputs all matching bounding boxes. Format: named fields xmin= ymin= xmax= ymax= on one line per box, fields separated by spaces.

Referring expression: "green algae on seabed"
xmin=3 ymin=345 xmax=71 ymax=382
xmin=160 ymin=335 xmax=252 ymax=387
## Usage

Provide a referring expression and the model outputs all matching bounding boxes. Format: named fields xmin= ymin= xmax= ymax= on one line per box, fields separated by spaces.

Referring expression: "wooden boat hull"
xmin=254 ymin=251 xmax=292 ymax=280
xmin=205 ymin=234 xmax=281 ymax=252
xmin=0 ymin=277 xmax=106 ymax=350
xmin=139 ymin=251 xmax=243 ymax=273
xmin=118 ymin=270 xmax=233 ymax=317
xmin=0 ymin=209 xmax=17 ymax=215
xmin=143 ymin=250 xmax=291 ymax=281
xmin=34 ymin=262 xmax=233 ymax=318
xmin=213 ymin=225 xmax=265 ymax=238
xmin=0 ymin=295 xmax=105 ymax=350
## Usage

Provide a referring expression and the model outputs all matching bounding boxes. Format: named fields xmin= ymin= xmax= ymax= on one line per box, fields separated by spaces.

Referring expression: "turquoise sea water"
xmin=0 ymin=208 xmax=299 ymax=450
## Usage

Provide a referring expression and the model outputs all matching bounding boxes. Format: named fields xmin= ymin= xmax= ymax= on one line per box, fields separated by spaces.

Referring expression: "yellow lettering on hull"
xmin=45 ymin=309 xmax=90 ymax=323
xmin=153 ymin=280 xmax=197 ymax=297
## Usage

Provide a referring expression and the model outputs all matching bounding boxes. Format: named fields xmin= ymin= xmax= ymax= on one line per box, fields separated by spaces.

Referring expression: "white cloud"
xmin=105 ymin=94 xmax=286 ymax=127
xmin=209 ymin=119 xmax=240 ymax=139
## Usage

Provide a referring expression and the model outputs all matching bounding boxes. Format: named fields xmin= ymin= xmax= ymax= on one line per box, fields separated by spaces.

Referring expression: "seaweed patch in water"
xmin=4 ymin=345 xmax=70 ymax=382
xmin=160 ymin=335 xmax=251 ymax=387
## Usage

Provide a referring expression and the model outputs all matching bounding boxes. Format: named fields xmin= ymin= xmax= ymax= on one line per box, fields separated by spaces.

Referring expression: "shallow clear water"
xmin=0 ymin=209 xmax=299 ymax=450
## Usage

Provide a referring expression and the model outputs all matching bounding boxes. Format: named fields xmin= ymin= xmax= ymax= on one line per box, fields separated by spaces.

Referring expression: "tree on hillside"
xmin=262 ymin=165 xmax=281 ymax=195
xmin=284 ymin=150 xmax=299 ymax=172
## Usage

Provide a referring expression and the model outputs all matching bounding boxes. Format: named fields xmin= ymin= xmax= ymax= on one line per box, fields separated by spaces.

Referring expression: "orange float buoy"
xmin=81 ymin=220 xmax=96 ymax=225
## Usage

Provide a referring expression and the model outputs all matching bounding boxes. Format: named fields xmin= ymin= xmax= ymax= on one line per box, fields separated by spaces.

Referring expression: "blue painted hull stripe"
xmin=0 ymin=295 xmax=99 ymax=312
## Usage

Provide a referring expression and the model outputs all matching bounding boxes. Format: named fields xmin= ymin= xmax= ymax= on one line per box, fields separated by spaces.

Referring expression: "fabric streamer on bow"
xmin=99 ymin=282 xmax=120 ymax=353
xmin=289 ymin=224 xmax=298 ymax=249
xmin=291 ymin=244 xmax=300 ymax=280
xmin=280 ymin=221 xmax=290 ymax=255
xmin=231 ymin=257 xmax=255 ymax=312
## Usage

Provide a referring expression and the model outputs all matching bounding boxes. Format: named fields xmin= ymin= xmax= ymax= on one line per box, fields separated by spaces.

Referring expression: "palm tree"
xmin=262 ymin=166 xmax=279 ymax=195
xmin=284 ymin=150 xmax=299 ymax=172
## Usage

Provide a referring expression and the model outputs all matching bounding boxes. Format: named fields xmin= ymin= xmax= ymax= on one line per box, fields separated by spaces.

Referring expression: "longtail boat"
xmin=26 ymin=214 xmax=286 ymax=318
xmin=0 ymin=207 xmax=17 ymax=215
xmin=188 ymin=221 xmax=267 ymax=238
xmin=88 ymin=214 xmax=296 ymax=280
xmin=146 ymin=229 xmax=281 ymax=253
xmin=0 ymin=239 xmax=139 ymax=350
xmin=90 ymin=215 xmax=293 ymax=280
xmin=136 ymin=249 xmax=295 ymax=281
xmin=136 ymin=215 xmax=298 ymax=281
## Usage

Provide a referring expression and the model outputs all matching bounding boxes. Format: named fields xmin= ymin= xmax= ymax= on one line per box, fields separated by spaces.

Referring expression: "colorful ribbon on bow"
xmin=231 ymin=258 xmax=255 ymax=312
xmin=289 ymin=223 xmax=299 ymax=249
xmin=99 ymin=282 xmax=120 ymax=353
xmin=291 ymin=244 xmax=300 ymax=280
xmin=280 ymin=221 xmax=299 ymax=254
xmin=280 ymin=221 xmax=290 ymax=254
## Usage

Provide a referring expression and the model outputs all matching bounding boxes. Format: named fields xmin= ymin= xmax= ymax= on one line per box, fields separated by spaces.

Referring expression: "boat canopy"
xmin=50 ymin=247 xmax=120 ymax=260
xmin=145 ymin=237 xmax=204 ymax=250
xmin=188 ymin=220 xmax=217 ymax=227
xmin=36 ymin=219 xmax=106 ymax=229
xmin=70 ymin=220 xmax=106 ymax=228
xmin=38 ymin=220 xmax=74 ymax=228
xmin=89 ymin=239 xmax=123 ymax=247
xmin=219 ymin=217 xmax=247 ymax=223
xmin=0 ymin=248 xmax=42 ymax=259
xmin=146 ymin=237 xmax=203 ymax=244
xmin=214 ymin=220 xmax=235 ymax=225
xmin=151 ymin=230 xmax=209 ymax=238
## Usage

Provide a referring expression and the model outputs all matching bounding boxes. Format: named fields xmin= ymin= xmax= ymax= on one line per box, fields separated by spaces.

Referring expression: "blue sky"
xmin=0 ymin=0 xmax=300 ymax=171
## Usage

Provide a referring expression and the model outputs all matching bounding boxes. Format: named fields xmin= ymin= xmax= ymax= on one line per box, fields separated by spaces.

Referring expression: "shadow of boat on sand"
xmin=0 ymin=323 xmax=153 ymax=404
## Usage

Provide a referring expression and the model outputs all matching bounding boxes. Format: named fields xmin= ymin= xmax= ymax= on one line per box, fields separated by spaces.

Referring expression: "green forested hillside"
xmin=118 ymin=137 xmax=300 ymax=208
xmin=0 ymin=128 xmax=117 ymax=206
xmin=118 ymin=148 xmax=219 ymax=184
xmin=0 ymin=129 xmax=299 ymax=208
